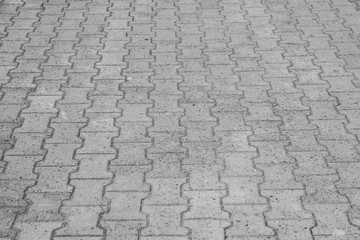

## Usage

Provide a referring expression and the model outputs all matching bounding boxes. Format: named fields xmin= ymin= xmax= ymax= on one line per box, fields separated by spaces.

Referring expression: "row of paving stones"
xmin=0 ymin=0 xmax=360 ymax=239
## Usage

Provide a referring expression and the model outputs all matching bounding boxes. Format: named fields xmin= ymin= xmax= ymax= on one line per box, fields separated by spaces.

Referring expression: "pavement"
xmin=1 ymin=0 xmax=360 ymax=239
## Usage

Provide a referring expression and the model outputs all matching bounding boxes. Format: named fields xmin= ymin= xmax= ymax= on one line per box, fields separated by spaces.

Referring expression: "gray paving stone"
xmin=1 ymin=0 xmax=360 ymax=239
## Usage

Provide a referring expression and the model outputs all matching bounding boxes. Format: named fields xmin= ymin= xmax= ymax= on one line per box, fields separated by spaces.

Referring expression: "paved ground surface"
xmin=1 ymin=0 xmax=360 ymax=239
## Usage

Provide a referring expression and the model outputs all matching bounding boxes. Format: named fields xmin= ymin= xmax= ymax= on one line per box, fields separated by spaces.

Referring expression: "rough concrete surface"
xmin=1 ymin=0 xmax=360 ymax=239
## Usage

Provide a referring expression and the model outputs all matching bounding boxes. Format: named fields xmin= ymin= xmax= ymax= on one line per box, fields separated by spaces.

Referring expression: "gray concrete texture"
xmin=1 ymin=0 xmax=360 ymax=239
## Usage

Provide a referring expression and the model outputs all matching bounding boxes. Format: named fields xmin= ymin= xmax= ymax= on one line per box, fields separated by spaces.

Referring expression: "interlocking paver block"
xmin=1 ymin=0 xmax=360 ymax=239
